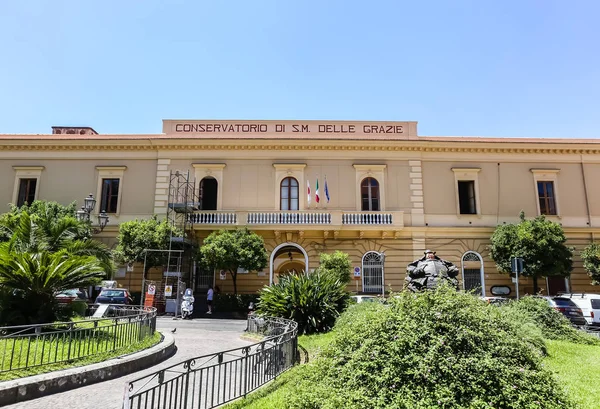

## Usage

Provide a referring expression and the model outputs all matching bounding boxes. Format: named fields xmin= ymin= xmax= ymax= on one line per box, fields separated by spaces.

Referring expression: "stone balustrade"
xmin=188 ymin=210 xmax=404 ymax=228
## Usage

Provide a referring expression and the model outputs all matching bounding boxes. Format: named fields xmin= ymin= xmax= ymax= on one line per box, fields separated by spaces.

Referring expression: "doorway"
xmin=199 ymin=177 xmax=218 ymax=210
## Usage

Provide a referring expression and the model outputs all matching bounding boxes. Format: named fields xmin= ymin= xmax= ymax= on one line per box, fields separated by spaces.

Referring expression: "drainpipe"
xmin=580 ymin=155 xmax=593 ymax=229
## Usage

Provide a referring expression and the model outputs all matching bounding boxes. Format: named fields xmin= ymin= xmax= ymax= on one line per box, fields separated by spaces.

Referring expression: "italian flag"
xmin=315 ymin=178 xmax=320 ymax=203
xmin=307 ymin=180 xmax=311 ymax=206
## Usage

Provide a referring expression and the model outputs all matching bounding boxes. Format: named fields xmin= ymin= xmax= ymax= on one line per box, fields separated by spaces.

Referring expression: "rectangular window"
xmin=537 ymin=181 xmax=557 ymax=215
xmin=100 ymin=178 xmax=120 ymax=213
xmin=17 ymin=178 xmax=37 ymax=207
xmin=458 ymin=181 xmax=476 ymax=215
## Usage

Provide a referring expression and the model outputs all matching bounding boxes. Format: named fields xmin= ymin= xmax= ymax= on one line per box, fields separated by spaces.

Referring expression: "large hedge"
xmin=285 ymin=287 xmax=574 ymax=409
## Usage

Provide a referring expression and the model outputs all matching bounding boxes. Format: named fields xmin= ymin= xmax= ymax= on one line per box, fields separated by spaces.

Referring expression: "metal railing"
xmin=0 ymin=305 xmax=156 ymax=374
xmin=124 ymin=316 xmax=298 ymax=409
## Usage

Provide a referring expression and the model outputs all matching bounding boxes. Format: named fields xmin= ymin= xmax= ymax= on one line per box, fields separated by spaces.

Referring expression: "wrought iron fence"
xmin=124 ymin=316 xmax=298 ymax=409
xmin=0 ymin=305 xmax=156 ymax=373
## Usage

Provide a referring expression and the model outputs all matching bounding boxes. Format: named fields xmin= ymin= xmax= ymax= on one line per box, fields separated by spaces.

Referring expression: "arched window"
xmin=280 ymin=177 xmax=299 ymax=210
xmin=361 ymin=177 xmax=380 ymax=211
xmin=461 ymin=251 xmax=484 ymax=296
xmin=362 ymin=251 xmax=384 ymax=293
xmin=199 ymin=177 xmax=218 ymax=210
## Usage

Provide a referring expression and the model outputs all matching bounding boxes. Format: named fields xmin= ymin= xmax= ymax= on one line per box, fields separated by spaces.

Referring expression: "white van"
xmin=560 ymin=293 xmax=600 ymax=326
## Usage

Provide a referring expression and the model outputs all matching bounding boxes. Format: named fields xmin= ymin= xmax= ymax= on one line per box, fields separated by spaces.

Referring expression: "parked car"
xmin=558 ymin=293 xmax=600 ymax=327
xmin=537 ymin=296 xmax=587 ymax=326
xmin=350 ymin=295 xmax=381 ymax=304
xmin=480 ymin=296 xmax=510 ymax=306
xmin=95 ymin=288 xmax=132 ymax=305
xmin=55 ymin=288 xmax=89 ymax=304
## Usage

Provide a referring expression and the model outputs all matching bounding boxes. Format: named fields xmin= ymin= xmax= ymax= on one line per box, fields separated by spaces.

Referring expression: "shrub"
xmin=285 ymin=287 xmax=573 ymax=409
xmin=256 ymin=272 xmax=349 ymax=335
xmin=214 ymin=293 xmax=259 ymax=312
xmin=318 ymin=251 xmax=352 ymax=284
xmin=501 ymin=296 xmax=599 ymax=345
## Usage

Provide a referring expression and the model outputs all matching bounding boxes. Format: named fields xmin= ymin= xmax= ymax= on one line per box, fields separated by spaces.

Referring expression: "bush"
xmin=284 ymin=287 xmax=573 ymax=409
xmin=214 ymin=293 xmax=259 ymax=312
xmin=501 ymin=296 xmax=599 ymax=345
xmin=318 ymin=251 xmax=352 ymax=284
xmin=257 ymin=272 xmax=349 ymax=335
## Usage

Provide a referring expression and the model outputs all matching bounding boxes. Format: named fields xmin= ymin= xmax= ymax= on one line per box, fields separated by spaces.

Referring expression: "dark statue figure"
xmin=405 ymin=250 xmax=460 ymax=292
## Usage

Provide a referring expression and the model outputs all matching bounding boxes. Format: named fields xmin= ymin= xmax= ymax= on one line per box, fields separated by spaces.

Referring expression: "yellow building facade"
xmin=1 ymin=119 xmax=599 ymax=298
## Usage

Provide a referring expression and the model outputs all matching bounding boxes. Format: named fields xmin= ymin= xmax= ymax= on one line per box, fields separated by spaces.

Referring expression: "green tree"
xmin=488 ymin=211 xmax=574 ymax=294
xmin=318 ymin=250 xmax=352 ymax=284
xmin=0 ymin=248 xmax=105 ymax=324
xmin=0 ymin=200 xmax=87 ymax=242
xmin=113 ymin=216 xmax=183 ymax=278
xmin=199 ymin=228 xmax=268 ymax=294
xmin=581 ymin=243 xmax=600 ymax=285
xmin=1 ymin=210 xmax=113 ymax=276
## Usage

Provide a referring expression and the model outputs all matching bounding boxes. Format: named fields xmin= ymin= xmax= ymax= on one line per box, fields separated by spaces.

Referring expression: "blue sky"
xmin=0 ymin=0 xmax=598 ymax=138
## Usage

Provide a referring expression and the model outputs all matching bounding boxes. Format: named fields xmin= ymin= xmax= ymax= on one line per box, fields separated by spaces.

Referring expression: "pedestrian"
xmin=206 ymin=285 xmax=214 ymax=314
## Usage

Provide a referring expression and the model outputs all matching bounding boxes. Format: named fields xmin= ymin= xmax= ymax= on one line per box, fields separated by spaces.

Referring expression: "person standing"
xmin=206 ymin=285 xmax=214 ymax=314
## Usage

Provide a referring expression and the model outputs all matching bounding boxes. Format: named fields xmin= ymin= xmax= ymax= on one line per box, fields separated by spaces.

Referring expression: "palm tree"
xmin=3 ymin=211 xmax=114 ymax=276
xmin=0 ymin=248 xmax=105 ymax=324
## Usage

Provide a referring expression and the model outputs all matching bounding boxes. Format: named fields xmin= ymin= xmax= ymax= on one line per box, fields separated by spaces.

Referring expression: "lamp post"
xmin=76 ymin=193 xmax=109 ymax=234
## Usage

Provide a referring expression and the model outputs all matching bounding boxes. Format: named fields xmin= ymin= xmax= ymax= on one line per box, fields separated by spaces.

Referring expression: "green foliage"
xmin=0 ymin=200 xmax=81 ymax=241
xmin=200 ymin=228 xmax=268 ymax=294
xmin=581 ymin=243 xmax=600 ymax=285
xmin=489 ymin=211 xmax=573 ymax=291
xmin=113 ymin=216 xmax=182 ymax=273
xmin=0 ymin=250 xmax=105 ymax=324
xmin=501 ymin=296 xmax=599 ymax=345
xmin=317 ymin=251 xmax=352 ymax=284
xmin=283 ymin=287 xmax=573 ymax=409
xmin=257 ymin=272 xmax=349 ymax=335
xmin=214 ymin=293 xmax=260 ymax=312
xmin=0 ymin=207 xmax=113 ymax=275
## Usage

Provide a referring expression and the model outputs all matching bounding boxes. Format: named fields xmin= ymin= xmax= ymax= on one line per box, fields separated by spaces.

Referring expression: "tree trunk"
xmin=533 ymin=276 xmax=539 ymax=295
xmin=231 ymin=270 xmax=238 ymax=295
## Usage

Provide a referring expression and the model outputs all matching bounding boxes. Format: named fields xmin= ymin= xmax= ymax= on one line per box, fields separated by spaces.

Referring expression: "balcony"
xmin=187 ymin=210 xmax=404 ymax=229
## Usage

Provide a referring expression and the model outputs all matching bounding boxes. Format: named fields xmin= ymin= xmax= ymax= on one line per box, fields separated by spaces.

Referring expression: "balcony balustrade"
xmin=187 ymin=210 xmax=403 ymax=228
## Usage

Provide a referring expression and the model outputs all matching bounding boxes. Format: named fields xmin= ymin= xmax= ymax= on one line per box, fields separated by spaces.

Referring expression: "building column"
xmin=153 ymin=159 xmax=171 ymax=215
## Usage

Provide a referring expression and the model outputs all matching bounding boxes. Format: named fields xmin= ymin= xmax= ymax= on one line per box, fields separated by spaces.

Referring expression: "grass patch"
xmin=544 ymin=339 xmax=600 ymax=409
xmin=224 ymin=332 xmax=335 ymax=409
xmin=0 ymin=319 xmax=153 ymax=375
xmin=0 ymin=331 xmax=161 ymax=381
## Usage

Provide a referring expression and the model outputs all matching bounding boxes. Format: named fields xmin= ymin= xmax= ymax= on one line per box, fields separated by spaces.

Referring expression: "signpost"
xmin=144 ymin=284 xmax=156 ymax=308
xmin=353 ymin=267 xmax=361 ymax=292
xmin=511 ymin=257 xmax=524 ymax=300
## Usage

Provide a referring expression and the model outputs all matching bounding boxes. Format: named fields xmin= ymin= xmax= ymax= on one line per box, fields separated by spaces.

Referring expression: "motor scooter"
xmin=181 ymin=288 xmax=195 ymax=319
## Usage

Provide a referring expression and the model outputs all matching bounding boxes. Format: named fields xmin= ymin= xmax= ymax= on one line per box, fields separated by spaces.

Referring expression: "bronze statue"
xmin=405 ymin=250 xmax=459 ymax=292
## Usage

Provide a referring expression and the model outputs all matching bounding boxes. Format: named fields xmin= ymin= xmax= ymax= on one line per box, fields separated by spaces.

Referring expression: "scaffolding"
xmin=161 ymin=170 xmax=198 ymax=315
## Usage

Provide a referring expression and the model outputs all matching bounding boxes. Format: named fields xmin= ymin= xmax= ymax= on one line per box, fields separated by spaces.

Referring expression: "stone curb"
xmin=0 ymin=331 xmax=176 ymax=407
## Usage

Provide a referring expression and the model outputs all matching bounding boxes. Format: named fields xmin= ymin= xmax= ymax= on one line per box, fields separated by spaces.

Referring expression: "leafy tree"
xmin=488 ymin=211 xmax=573 ymax=294
xmin=1 ymin=211 xmax=113 ymax=276
xmin=113 ymin=216 xmax=183 ymax=277
xmin=0 ymin=200 xmax=87 ymax=242
xmin=318 ymin=250 xmax=352 ymax=284
xmin=199 ymin=228 xmax=268 ymax=294
xmin=0 ymin=248 xmax=105 ymax=324
xmin=581 ymin=243 xmax=600 ymax=285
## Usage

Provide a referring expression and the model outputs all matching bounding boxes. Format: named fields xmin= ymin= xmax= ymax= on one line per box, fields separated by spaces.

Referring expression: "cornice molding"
xmin=2 ymin=142 xmax=600 ymax=155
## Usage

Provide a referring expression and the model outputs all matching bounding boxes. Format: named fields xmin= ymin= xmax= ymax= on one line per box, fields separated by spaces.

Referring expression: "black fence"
xmin=124 ymin=316 xmax=298 ymax=409
xmin=0 ymin=305 xmax=157 ymax=374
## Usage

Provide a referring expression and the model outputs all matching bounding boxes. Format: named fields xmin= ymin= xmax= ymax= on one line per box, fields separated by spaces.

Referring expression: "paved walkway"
xmin=5 ymin=317 xmax=252 ymax=409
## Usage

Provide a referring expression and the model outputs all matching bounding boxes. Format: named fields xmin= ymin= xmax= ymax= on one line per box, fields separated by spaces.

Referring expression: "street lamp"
xmin=76 ymin=193 xmax=109 ymax=234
